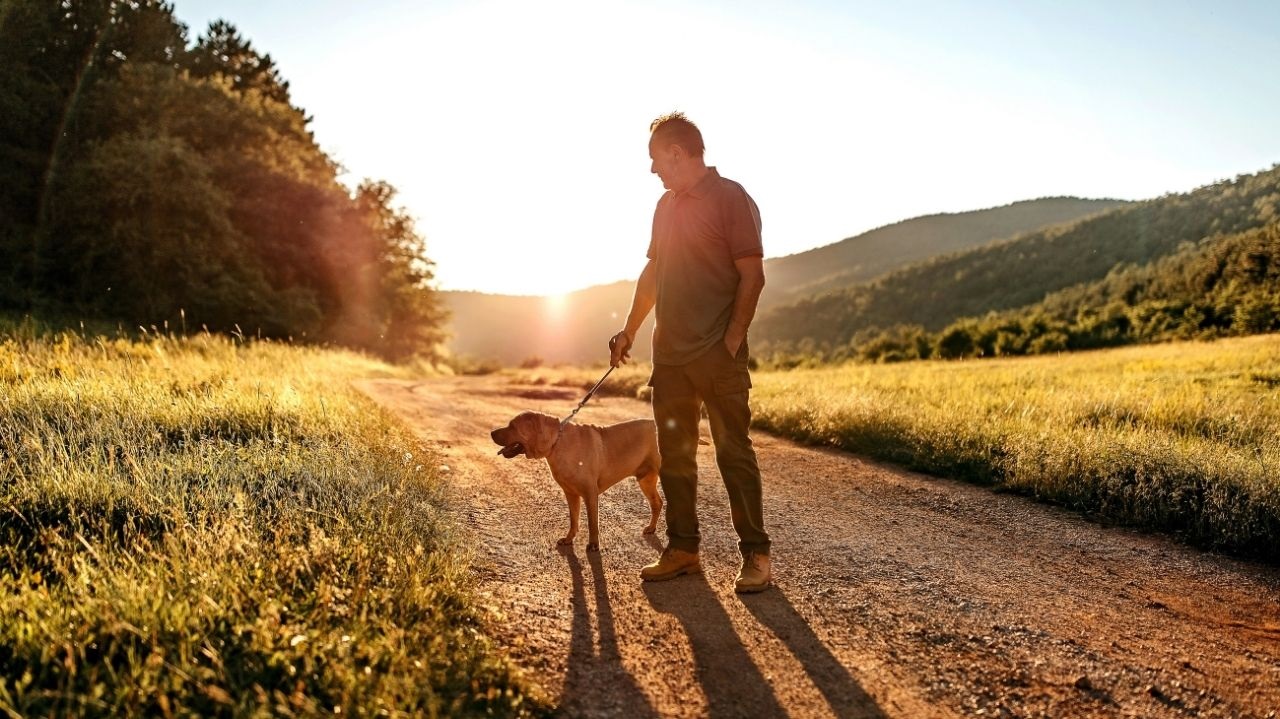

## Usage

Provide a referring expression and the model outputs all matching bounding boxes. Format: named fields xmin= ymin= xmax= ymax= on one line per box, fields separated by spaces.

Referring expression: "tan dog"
xmin=491 ymin=411 xmax=662 ymax=552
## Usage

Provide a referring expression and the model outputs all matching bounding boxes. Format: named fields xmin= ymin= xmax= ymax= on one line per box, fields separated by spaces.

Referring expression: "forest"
xmin=754 ymin=164 xmax=1280 ymax=366
xmin=0 ymin=0 xmax=446 ymax=361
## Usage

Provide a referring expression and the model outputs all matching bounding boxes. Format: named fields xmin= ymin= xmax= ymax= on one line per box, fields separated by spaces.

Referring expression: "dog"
xmin=491 ymin=411 xmax=662 ymax=552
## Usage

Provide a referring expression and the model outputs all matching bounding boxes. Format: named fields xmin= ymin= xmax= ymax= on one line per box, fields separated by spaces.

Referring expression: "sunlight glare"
xmin=544 ymin=292 xmax=570 ymax=322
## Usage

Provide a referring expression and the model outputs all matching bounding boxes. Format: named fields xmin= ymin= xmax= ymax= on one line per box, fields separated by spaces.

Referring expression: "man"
xmin=609 ymin=111 xmax=771 ymax=593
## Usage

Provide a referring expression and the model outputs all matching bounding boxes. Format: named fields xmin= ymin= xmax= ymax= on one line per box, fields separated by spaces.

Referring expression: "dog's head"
xmin=490 ymin=411 xmax=559 ymax=460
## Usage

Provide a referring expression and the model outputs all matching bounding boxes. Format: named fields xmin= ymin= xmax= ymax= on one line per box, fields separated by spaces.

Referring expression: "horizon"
xmin=173 ymin=0 xmax=1280 ymax=295
xmin=436 ymin=192 xmax=1138 ymax=298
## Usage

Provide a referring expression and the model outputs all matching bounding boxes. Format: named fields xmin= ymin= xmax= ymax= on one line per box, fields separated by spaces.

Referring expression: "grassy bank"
xmin=750 ymin=335 xmax=1280 ymax=560
xmin=0 ymin=326 xmax=547 ymax=716
xmin=519 ymin=336 xmax=1280 ymax=561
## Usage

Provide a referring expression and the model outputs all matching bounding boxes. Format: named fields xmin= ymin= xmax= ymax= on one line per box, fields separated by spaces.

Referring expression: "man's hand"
xmin=723 ymin=321 xmax=747 ymax=358
xmin=609 ymin=330 xmax=634 ymax=367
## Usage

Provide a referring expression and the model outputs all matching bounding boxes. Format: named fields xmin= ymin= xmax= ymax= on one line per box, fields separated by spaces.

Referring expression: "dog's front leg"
xmin=585 ymin=492 xmax=601 ymax=552
xmin=558 ymin=492 xmax=580 ymax=547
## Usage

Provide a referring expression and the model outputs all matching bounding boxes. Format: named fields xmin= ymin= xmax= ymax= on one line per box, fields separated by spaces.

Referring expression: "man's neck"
xmin=675 ymin=162 xmax=710 ymax=194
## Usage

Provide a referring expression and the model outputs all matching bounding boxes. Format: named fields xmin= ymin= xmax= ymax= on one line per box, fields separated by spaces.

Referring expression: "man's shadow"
xmin=642 ymin=574 xmax=789 ymax=718
xmin=561 ymin=547 xmax=660 ymax=718
xmin=740 ymin=587 xmax=887 ymax=719
xmin=643 ymin=574 xmax=885 ymax=719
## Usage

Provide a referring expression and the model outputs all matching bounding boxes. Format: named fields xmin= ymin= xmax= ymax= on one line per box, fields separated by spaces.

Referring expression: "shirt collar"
xmin=679 ymin=166 xmax=719 ymax=199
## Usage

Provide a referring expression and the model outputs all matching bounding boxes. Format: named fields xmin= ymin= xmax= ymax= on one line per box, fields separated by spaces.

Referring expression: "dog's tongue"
xmin=497 ymin=442 xmax=524 ymax=458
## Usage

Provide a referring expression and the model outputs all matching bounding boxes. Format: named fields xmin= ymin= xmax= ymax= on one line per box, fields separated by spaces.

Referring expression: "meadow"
xmin=521 ymin=335 xmax=1280 ymax=561
xmin=0 ymin=321 xmax=547 ymax=717
xmin=5 ymin=323 xmax=1277 ymax=716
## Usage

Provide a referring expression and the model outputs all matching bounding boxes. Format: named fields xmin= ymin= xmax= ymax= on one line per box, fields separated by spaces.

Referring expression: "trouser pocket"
xmin=708 ymin=339 xmax=751 ymax=395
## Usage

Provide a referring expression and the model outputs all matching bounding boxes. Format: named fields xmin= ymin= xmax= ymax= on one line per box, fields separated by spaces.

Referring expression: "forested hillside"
xmin=754 ymin=164 xmax=1280 ymax=362
xmin=760 ymin=197 xmax=1127 ymax=310
xmin=886 ymin=220 xmax=1280 ymax=361
xmin=0 ymin=1 xmax=445 ymax=360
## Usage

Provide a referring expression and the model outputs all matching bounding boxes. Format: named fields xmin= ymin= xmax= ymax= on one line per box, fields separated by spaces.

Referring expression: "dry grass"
xmin=753 ymin=336 xmax=1280 ymax=559
xmin=0 ymin=325 xmax=548 ymax=717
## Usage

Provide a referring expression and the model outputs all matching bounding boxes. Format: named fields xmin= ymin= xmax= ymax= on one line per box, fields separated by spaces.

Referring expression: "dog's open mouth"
xmin=497 ymin=442 xmax=524 ymax=458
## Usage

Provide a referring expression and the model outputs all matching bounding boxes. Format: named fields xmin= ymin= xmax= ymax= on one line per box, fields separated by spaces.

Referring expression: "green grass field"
xmin=0 ymin=324 xmax=547 ymax=717
xmin=522 ymin=335 xmax=1280 ymax=561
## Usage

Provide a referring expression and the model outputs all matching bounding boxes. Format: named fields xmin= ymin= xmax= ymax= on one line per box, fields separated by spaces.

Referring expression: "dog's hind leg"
xmin=585 ymin=492 xmax=601 ymax=553
xmin=638 ymin=472 xmax=662 ymax=535
xmin=558 ymin=492 xmax=580 ymax=547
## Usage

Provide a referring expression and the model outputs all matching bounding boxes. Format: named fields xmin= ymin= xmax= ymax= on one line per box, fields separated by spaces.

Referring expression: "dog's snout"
xmin=492 ymin=425 xmax=516 ymax=445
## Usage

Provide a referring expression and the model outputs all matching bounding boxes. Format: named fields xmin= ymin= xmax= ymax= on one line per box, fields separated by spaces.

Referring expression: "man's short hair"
xmin=650 ymin=111 xmax=705 ymax=158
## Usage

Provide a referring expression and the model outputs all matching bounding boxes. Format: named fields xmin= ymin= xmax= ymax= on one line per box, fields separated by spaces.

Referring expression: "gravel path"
xmin=357 ymin=375 xmax=1280 ymax=718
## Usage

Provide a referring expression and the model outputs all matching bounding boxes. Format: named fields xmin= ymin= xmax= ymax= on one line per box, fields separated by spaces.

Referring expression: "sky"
xmin=173 ymin=0 xmax=1280 ymax=296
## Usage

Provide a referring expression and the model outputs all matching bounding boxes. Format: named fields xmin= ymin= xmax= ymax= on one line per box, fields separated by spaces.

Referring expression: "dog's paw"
xmin=556 ymin=536 xmax=574 ymax=546
xmin=643 ymin=525 xmax=657 ymax=535
xmin=586 ymin=542 xmax=600 ymax=553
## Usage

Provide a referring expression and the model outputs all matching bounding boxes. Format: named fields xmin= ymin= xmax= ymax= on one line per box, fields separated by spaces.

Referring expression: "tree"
xmin=187 ymin=19 xmax=292 ymax=106
xmin=1 ymin=1 xmax=449 ymax=360
xmin=333 ymin=181 xmax=449 ymax=360
xmin=935 ymin=324 xmax=977 ymax=359
xmin=1 ymin=0 xmax=189 ymax=303
xmin=43 ymin=132 xmax=277 ymax=328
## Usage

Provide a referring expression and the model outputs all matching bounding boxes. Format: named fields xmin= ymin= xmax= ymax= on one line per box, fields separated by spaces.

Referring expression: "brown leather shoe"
xmin=640 ymin=548 xmax=701 ymax=582
xmin=735 ymin=552 xmax=771 ymax=593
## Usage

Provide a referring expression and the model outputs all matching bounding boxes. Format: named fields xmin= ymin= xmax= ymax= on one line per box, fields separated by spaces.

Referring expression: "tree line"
xmin=754 ymin=164 xmax=1280 ymax=367
xmin=0 ymin=0 xmax=446 ymax=360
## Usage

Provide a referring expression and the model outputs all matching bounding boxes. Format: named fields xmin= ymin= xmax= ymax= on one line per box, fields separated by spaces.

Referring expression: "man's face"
xmin=648 ymin=136 xmax=681 ymax=191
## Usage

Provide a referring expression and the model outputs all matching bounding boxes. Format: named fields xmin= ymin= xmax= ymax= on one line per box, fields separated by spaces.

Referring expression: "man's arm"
xmin=610 ymin=259 xmax=657 ymax=366
xmin=724 ymin=255 xmax=765 ymax=357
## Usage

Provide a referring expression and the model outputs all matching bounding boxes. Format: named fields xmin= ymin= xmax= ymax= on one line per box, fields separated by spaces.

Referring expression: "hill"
xmin=875 ymin=219 xmax=1280 ymax=362
xmin=759 ymin=197 xmax=1128 ymax=310
xmin=753 ymin=163 xmax=1280 ymax=358
xmin=445 ymin=197 xmax=1123 ymax=365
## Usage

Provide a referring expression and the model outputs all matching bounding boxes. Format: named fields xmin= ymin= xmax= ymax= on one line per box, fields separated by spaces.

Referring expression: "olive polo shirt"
xmin=646 ymin=166 xmax=763 ymax=366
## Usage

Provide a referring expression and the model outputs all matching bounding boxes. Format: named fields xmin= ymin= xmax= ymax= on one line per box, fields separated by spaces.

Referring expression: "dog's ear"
xmin=537 ymin=413 xmax=561 ymax=457
xmin=518 ymin=411 xmax=560 ymax=459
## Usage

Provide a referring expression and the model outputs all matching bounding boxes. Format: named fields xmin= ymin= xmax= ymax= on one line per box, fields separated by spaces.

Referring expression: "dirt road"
xmin=357 ymin=375 xmax=1280 ymax=718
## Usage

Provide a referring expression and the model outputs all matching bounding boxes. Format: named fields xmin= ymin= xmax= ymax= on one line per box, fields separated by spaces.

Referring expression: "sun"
xmin=544 ymin=291 xmax=570 ymax=320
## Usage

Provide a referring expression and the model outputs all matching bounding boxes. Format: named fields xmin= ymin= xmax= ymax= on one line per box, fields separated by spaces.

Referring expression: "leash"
xmin=549 ymin=365 xmax=615 ymax=454
xmin=559 ymin=365 xmax=615 ymax=429
xmin=537 ymin=358 xmax=618 ymax=457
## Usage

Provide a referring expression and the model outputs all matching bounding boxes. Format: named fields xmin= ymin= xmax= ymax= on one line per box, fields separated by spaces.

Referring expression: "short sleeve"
xmin=647 ymin=212 xmax=658 ymax=260
xmin=647 ymin=194 xmax=667 ymax=260
xmin=723 ymin=184 xmax=763 ymax=259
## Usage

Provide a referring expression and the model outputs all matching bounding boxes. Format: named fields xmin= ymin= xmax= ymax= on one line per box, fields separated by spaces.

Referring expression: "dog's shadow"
xmin=560 ymin=547 xmax=660 ymax=718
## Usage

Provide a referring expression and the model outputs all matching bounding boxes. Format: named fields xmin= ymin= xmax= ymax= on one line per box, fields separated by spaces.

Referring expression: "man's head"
xmin=649 ymin=111 xmax=707 ymax=193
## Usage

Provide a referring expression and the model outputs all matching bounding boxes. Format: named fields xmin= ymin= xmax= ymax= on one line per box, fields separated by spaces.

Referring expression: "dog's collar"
xmin=549 ymin=419 xmax=571 ymax=456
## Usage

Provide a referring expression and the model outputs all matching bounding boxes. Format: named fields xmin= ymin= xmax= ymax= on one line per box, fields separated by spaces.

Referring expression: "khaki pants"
xmin=649 ymin=341 xmax=770 ymax=556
